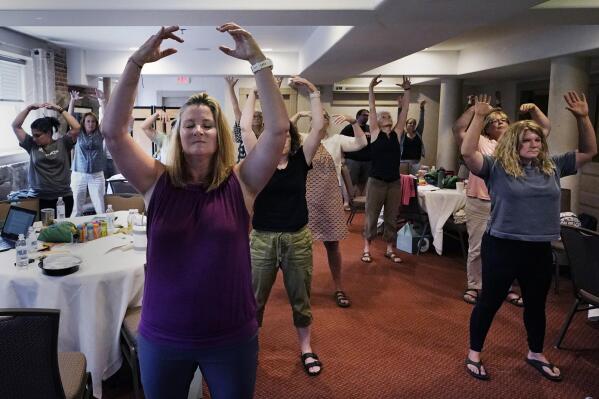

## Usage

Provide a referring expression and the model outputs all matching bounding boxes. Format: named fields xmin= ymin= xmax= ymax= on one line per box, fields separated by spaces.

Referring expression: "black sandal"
xmin=506 ymin=291 xmax=524 ymax=307
xmin=463 ymin=289 xmax=479 ymax=305
xmin=526 ymin=358 xmax=562 ymax=382
xmin=465 ymin=357 xmax=489 ymax=380
xmin=300 ymin=352 xmax=322 ymax=377
xmin=334 ymin=290 xmax=351 ymax=308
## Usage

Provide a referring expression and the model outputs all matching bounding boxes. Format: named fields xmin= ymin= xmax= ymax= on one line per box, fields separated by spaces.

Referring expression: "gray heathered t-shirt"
xmin=20 ymin=134 xmax=75 ymax=199
xmin=476 ymin=151 xmax=577 ymax=242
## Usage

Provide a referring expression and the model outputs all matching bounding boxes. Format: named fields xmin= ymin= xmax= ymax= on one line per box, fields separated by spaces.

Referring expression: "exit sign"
xmin=177 ymin=76 xmax=190 ymax=85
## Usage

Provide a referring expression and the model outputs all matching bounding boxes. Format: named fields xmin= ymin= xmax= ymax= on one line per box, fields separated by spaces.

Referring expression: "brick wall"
xmin=54 ymin=47 xmax=69 ymax=108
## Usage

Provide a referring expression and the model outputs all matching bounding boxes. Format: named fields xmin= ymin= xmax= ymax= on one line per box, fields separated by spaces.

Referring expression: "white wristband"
xmin=309 ymin=91 xmax=321 ymax=98
xmin=250 ymin=58 xmax=273 ymax=74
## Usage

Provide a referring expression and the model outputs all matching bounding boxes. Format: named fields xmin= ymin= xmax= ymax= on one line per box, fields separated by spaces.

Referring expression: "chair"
xmin=120 ymin=306 xmax=143 ymax=399
xmin=554 ymin=225 xmax=599 ymax=349
xmin=551 ymin=188 xmax=573 ymax=294
xmin=444 ymin=216 xmax=468 ymax=260
xmin=397 ymin=178 xmax=431 ymax=255
xmin=0 ymin=308 xmax=92 ymax=399
xmin=341 ymin=164 xmax=365 ymax=225
xmin=104 ymin=194 xmax=145 ymax=213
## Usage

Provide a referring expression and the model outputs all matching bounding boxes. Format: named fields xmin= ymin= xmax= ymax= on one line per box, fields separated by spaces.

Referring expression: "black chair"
xmin=341 ymin=164 xmax=365 ymax=225
xmin=554 ymin=225 xmax=599 ymax=349
xmin=397 ymin=178 xmax=431 ymax=255
xmin=120 ymin=306 xmax=143 ymax=399
xmin=0 ymin=308 xmax=92 ymax=399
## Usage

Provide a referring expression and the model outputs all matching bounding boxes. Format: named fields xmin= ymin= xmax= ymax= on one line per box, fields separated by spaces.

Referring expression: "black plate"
xmin=38 ymin=256 xmax=80 ymax=276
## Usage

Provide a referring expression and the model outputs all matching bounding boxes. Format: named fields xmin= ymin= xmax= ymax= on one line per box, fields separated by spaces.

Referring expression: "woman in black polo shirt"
xmin=361 ymin=75 xmax=411 ymax=264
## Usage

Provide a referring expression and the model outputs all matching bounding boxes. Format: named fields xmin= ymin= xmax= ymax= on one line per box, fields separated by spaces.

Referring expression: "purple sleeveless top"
xmin=139 ymin=171 xmax=257 ymax=348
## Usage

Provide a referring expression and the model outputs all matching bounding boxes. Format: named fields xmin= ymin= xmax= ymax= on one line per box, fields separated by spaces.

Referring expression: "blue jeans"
xmin=138 ymin=333 xmax=258 ymax=399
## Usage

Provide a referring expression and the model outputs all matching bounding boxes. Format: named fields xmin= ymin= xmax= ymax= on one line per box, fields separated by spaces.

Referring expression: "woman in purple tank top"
xmin=101 ymin=24 xmax=289 ymax=399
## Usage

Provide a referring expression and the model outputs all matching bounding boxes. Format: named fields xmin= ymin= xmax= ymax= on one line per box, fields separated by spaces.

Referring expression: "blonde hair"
xmin=166 ymin=92 xmax=235 ymax=191
xmin=482 ymin=109 xmax=509 ymax=137
xmin=494 ymin=120 xmax=555 ymax=178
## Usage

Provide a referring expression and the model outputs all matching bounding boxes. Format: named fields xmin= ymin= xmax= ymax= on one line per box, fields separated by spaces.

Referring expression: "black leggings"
xmin=469 ymin=233 xmax=553 ymax=353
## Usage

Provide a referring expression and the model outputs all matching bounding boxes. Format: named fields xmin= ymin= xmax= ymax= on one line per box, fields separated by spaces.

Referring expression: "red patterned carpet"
xmin=106 ymin=213 xmax=599 ymax=398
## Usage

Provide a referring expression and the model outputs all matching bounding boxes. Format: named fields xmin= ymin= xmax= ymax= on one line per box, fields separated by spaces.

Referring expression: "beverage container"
xmin=41 ymin=208 xmax=55 ymax=227
xmin=15 ymin=234 xmax=28 ymax=268
xmin=56 ymin=197 xmax=66 ymax=220
xmin=26 ymin=226 xmax=38 ymax=254
xmin=437 ymin=168 xmax=446 ymax=188
xmin=127 ymin=209 xmax=139 ymax=234
xmin=86 ymin=223 xmax=94 ymax=242
xmin=106 ymin=205 xmax=115 ymax=229
xmin=101 ymin=220 xmax=108 ymax=237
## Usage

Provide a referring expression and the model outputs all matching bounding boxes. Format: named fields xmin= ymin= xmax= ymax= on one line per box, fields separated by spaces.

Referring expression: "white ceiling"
xmin=2 ymin=0 xmax=599 ymax=83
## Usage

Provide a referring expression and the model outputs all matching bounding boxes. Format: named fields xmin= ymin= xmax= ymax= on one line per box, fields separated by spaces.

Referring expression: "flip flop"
xmin=506 ymin=291 xmax=524 ymax=307
xmin=334 ymin=290 xmax=351 ymax=308
xmin=465 ymin=357 xmax=490 ymax=381
xmin=526 ymin=358 xmax=562 ymax=382
xmin=384 ymin=251 xmax=403 ymax=263
xmin=361 ymin=252 xmax=372 ymax=263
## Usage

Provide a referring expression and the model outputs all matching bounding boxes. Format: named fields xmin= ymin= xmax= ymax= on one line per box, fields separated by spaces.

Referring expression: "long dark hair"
xmin=30 ymin=117 xmax=60 ymax=136
xmin=289 ymin=120 xmax=301 ymax=156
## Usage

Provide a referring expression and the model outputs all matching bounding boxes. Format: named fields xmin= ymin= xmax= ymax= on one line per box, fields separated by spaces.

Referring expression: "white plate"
xmin=42 ymin=254 xmax=83 ymax=270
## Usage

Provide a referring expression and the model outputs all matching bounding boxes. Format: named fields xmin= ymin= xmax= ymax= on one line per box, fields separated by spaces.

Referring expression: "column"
xmin=547 ymin=56 xmax=589 ymax=213
xmin=436 ymin=79 xmax=461 ymax=171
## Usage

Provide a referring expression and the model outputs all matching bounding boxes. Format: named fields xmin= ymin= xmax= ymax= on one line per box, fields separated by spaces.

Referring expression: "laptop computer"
xmin=0 ymin=205 xmax=37 ymax=252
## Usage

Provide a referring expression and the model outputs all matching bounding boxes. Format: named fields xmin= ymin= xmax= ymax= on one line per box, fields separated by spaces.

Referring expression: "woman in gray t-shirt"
xmin=12 ymin=103 xmax=81 ymax=217
xmin=461 ymin=92 xmax=597 ymax=382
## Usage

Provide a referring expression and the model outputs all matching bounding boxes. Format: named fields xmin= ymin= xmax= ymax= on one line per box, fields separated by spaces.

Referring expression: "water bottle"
xmin=26 ymin=226 xmax=38 ymax=254
xmin=127 ymin=209 xmax=138 ymax=234
xmin=15 ymin=234 xmax=28 ymax=268
xmin=106 ymin=205 xmax=115 ymax=230
xmin=56 ymin=197 xmax=66 ymax=220
xmin=437 ymin=168 xmax=446 ymax=188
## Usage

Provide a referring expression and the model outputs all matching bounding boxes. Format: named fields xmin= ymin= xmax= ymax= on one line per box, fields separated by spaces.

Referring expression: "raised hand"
xmin=473 ymin=94 xmax=493 ymax=116
xmin=69 ymin=90 xmax=83 ymax=102
xmin=564 ymin=91 xmax=588 ymax=117
xmin=28 ymin=103 xmax=44 ymax=110
xmin=275 ymin=76 xmax=283 ymax=88
xmin=370 ymin=74 xmax=382 ymax=88
xmin=217 ymin=23 xmax=264 ymax=64
xmin=289 ymin=75 xmax=317 ymax=93
xmin=399 ymin=76 xmax=411 ymax=90
xmin=91 ymin=89 xmax=105 ymax=102
xmin=225 ymin=75 xmax=239 ymax=88
xmin=332 ymin=114 xmax=356 ymax=125
xmin=131 ymin=26 xmax=183 ymax=67
xmin=42 ymin=103 xmax=61 ymax=112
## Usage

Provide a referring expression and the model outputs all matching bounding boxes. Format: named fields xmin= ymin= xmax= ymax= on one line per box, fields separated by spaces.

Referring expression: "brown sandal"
xmin=384 ymin=251 xmax=402 ymax=263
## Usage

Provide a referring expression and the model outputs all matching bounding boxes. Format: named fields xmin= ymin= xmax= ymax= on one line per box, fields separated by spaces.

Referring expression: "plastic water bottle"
xmin=56 ymin=197 xmax=66 ymax=220
xmin=26 ymin=226 xmax=38 ymax=254
xmin=15 ymin=234 xmax=28 ymax=268
xmin=127 ymin=209 xmax=138 ymax=234
xmin=106 ymin=205 xmax=115 ymax=230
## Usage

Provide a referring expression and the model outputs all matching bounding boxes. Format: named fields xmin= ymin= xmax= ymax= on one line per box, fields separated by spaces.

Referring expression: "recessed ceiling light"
xmin=194 ymin=47 xmax=210 ymax=51
xmin=128 ymin=47 xmax=139 ymax=51
xmin=263 ymin=48 xmax=273 ymax=52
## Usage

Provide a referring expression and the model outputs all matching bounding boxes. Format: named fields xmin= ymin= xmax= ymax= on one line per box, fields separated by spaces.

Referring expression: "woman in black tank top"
xmin=361 ymin=75 xmax=412 ymax=265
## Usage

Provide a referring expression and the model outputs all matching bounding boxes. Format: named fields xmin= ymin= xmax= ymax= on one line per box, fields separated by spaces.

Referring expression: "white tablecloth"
xmin=0 ymin=211 xmax=145 ymax=398
xmin=418 ymin=187 xmax=467 ymax=255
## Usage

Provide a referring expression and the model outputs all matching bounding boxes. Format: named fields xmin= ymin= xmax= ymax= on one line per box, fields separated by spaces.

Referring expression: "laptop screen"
xmin=2 ymin=206 xmax=36 ymax=240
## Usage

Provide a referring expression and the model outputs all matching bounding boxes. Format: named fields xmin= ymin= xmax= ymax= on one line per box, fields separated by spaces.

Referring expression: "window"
xmin=0 ymin=54 xmax=31 ymax=157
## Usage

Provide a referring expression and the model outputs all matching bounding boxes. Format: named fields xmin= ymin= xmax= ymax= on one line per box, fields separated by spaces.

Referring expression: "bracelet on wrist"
xmin=128 ymin=57 xmax=143 ymax=69
xmin=250 ymin=58 xmax=273 ymax=74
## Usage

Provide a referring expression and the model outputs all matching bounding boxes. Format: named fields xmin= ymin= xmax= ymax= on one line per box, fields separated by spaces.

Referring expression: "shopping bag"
xmin=396 ymin=222 xmax=416 ymax=254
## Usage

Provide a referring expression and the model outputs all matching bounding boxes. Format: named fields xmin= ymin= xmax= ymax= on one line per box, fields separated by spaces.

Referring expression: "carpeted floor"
xmin=106 ymin=213 xmax=599 ymax=399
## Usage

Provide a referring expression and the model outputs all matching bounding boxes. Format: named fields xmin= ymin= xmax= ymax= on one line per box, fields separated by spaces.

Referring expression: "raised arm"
xmin=416 ymin=100 xmax=426 ymax=135
xmin=44 ymin=102 xmax=81 ymax=140
xmin=218 ymin=23 xmax=288 ymax=197
xmin=101 ymin=26 xmax=182 ymax=195
xmin=67 ymin=90 xmax=83 ymax=115
xmin=140 ymin=111 xmax=161 ymax=142
xmin=563 ymin=91 xmax=598 ymax=169
xmin=12 ymin=104 xmax=41 ymax=143
xmin=461 ymin=95 xmax=493 ymax=175
xmin=393 ymin=76 xmax=411 ymax=136
xmin=290 ymin=76 xmax=324 ymax=164
xmin=90 ymin=89 xmax=106 ymax=124
xmin=392 ymin=93 xmax=404 ymax=134
xmin=333 ymin=114 xmax=367 ymax=152
xmin=453 ymin=97 xmax=476 ymax=148
xmin=225 ymin=76 xmax=242 ymax=122
xmin=519 ymin=103 xmax=551 ymax=137
xmin=239 ymin=88 xmax=259 ymax=154
xmin=368 ymin=75 xmax=382 ymax=139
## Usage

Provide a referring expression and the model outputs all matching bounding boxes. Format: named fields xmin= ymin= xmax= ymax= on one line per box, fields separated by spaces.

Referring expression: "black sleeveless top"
xmin=369 ymin=131 xmax=401 ymax=182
